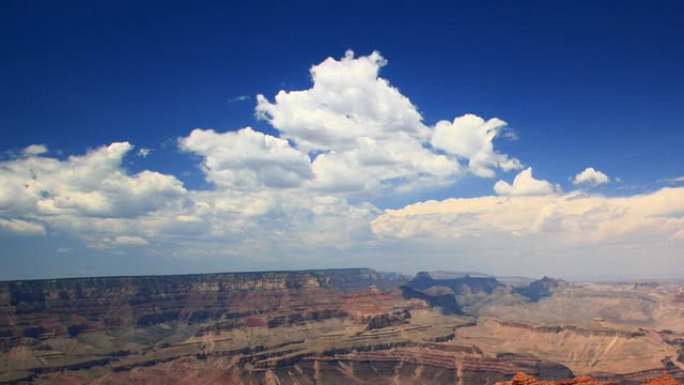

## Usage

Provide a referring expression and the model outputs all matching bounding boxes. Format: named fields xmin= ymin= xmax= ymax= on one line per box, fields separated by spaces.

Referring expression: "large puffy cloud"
xmin=431 ymin=114 xmax=521 ymax=177
xmin=309 ymin=134 xmax=458 ymax=195
xmin=493 ymin=167 xmax=560 ymax=196
xmin=178 ymin=127 xmax=455 ymax=196
xmin=573 ymin=167 xmax=610 ymax=186
xmin=178 ymin=127 xmax=459 ymax=198
xmin=179 ymin=127 xmax=313 ymax=190
xmin=256 ymin=50 xmax=427 ymax=152
xmin=254 ymin=51 xmax=517 ymax=196
xmin=5 ymin=143 xmax=187 ymax=218
xmin=0 ymin=143 xmax=187 ymax=235
xmin=372 ymin=187 xmax=684 ymax=248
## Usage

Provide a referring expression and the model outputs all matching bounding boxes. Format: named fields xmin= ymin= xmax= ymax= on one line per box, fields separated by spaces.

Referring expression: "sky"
xmin=1 ymin=0 xmax=683 ymax=280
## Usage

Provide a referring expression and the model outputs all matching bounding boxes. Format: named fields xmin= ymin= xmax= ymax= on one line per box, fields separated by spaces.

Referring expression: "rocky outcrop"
xmin=497 ymin=372 xmax=619 ymax=385
xmin=361 ymin=309 xmax=411 ymax=329
xmin=643 ymin=374 xmax=684 ymax=385
xmin=497 ymin=372 xmax=682 ymax=385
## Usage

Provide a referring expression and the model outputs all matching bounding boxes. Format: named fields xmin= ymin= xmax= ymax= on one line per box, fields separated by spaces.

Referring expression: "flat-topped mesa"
xmin=406 ymin=271 xmax=504 ymax=295
xmin=0 ymin=268 xmax=388 ymax=308
xmin=497 ymin=373 xmax=682 ymax=385
xmin=0 ymin=268 xmax=395 ymax=341
xmin=0 ymin=268 xmax=384 ymax=298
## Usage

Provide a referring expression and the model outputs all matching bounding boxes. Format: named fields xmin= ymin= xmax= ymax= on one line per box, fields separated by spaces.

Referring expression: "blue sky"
xmin=1 ymin=0 xmax=683 ymax=280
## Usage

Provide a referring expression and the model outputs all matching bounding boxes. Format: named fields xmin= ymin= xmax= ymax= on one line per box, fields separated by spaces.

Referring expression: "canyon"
xmin=1 ymin=268 xmax=683 ymax=384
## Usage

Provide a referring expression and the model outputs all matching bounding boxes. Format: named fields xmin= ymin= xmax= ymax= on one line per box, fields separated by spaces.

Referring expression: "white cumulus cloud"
xmin=256 ymin=50 xmax=427 ymax=152
xmin=309 ymin=134 xmax=459 ymax=195
xmin=493 ymin=167 xmax=560 ymax=196
xmin=252 ymin=51 xmax=518 ymax=196
xmin=431 ymin=114 xmax=521 ymax=177
xmin=573 ymin=167 xmax=610 ymax=186
xmin=180 ymin=127 xmax=314 ymax=190
xmin=22 ymin=144 xmax=48 ymax=156
xmin=0 ymin=143 xmax=187 ymax=241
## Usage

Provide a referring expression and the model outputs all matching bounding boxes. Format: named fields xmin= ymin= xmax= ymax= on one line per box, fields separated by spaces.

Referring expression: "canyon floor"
xmin=1 ymin=269 xmax=683 ymax=385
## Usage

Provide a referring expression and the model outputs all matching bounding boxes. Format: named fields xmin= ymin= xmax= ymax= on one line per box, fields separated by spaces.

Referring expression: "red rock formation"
xmin=497 ymin=372 xmax=682 ymax=385
xmin=643 ymin=373 xmax=684 ymax=385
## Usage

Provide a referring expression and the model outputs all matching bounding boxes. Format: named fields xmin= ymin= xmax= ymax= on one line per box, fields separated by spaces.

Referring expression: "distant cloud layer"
xmin=371 ymin=187 xmax=684 ymax=275
xmin=0 ymin=218 xmax=46 ymax=235
xmin=0 ymin=51 xmax=681 ymax=276
xmin=372 ymin=187 xmax=684 ymax=245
